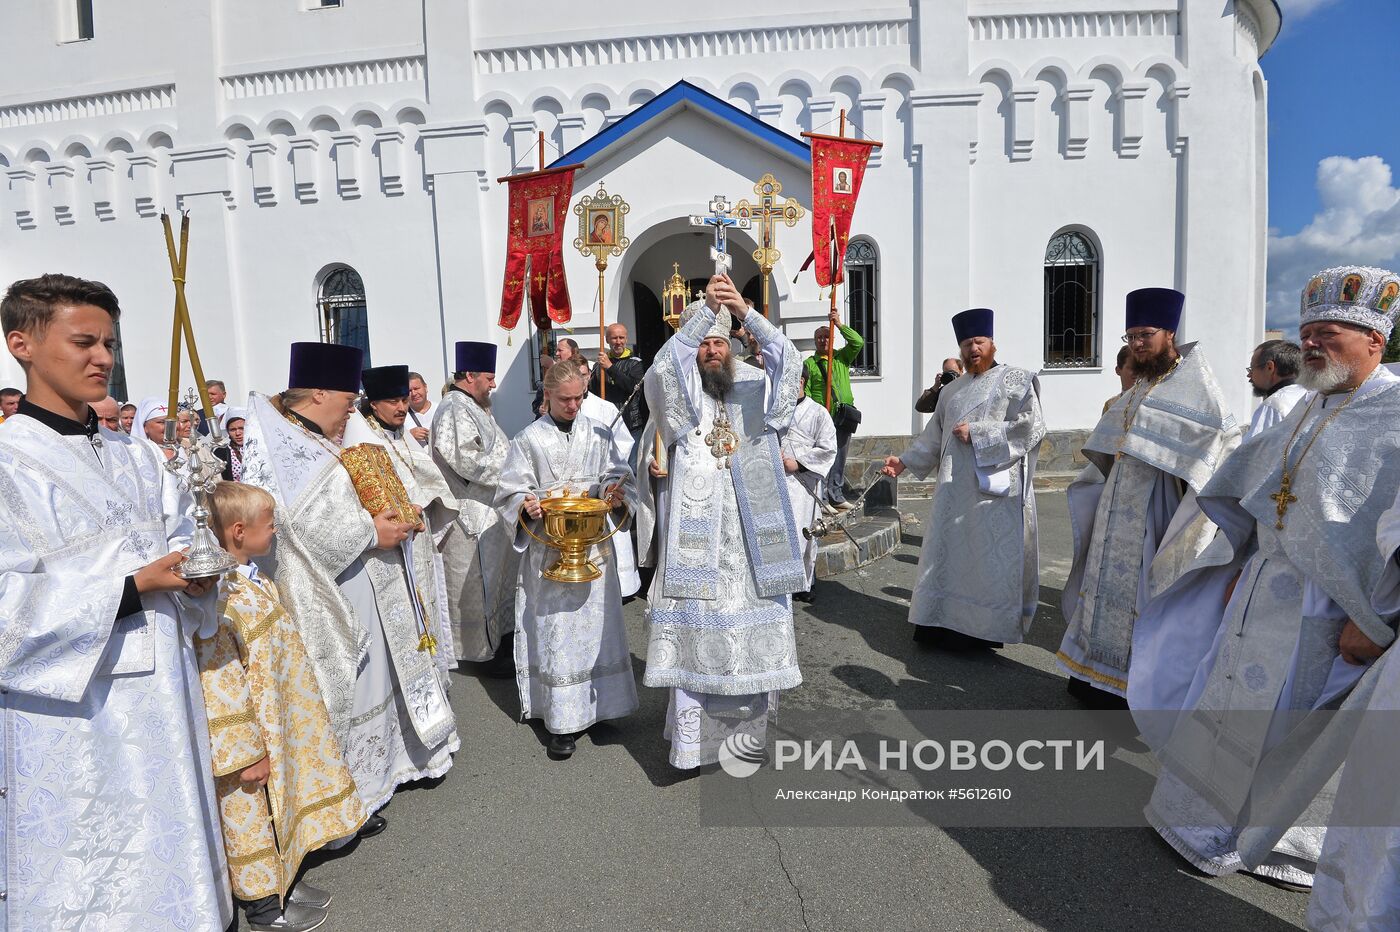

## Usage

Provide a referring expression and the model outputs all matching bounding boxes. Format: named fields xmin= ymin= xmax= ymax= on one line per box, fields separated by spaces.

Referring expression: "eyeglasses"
xmin=1121 ymin=329 xmax=1163 ymax=345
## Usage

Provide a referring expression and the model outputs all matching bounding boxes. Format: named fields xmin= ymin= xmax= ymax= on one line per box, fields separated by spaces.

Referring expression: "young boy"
xmin=200 ymin=481 xmax=368 ymax=932
xmin=0 ymin=274 xmax=231 ymax=928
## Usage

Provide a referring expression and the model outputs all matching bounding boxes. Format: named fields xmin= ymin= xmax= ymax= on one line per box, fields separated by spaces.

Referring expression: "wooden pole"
xmin=597 ymin=260 xmax=607 ymax=400
xmin=537 ymin=131 xmax=545 ymax=171
xmin=824 ymin=110 xmax=846 ymax=413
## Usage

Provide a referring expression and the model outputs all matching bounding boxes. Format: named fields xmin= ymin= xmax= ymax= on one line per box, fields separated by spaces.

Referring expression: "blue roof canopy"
xmin=548 ymin=79 xmax=811 ymax=170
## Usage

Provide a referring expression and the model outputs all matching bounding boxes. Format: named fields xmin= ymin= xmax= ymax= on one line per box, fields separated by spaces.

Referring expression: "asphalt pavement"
xmin=271 ymin=490 xmax=1309 ymax=932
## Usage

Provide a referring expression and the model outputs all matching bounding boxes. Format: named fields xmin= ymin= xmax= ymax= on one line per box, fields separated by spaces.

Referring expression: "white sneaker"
xmin=820 ymin=502 xmax=838 ymax=516
xmin=834 ymin=501 xmax=856 ymax=512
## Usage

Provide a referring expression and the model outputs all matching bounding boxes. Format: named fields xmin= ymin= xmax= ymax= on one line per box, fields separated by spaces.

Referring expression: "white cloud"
xmin=1266 ymin=155 xmax=1400 ymax=332
xmin=1274 ymin=0 xmax=1342 ymax=22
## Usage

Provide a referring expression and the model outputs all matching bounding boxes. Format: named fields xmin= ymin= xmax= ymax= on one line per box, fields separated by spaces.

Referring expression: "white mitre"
xmin=678 ymin=300 xmax=732 ymax=340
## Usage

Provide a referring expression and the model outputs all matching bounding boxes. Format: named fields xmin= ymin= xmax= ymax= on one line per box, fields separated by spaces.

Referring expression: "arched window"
xmin=844 ymin=238 xmax=879 ymax=375
xmin=1044 ymin=230 xmax=1100 ymax=368
xmin=317 ymin=266 xmax=371 ymax=366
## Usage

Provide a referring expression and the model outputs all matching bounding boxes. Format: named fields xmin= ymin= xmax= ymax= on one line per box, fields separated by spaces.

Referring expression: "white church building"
xmin=0 ymin=0 xmax=1280 ymax=436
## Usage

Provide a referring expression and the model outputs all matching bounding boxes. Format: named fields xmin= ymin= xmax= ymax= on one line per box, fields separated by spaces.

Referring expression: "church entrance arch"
xmin=615 ymin=216 xmax=777 ymax=365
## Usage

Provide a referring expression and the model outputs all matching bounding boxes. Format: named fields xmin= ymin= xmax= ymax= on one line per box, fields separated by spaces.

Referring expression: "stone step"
xmin=814 ymin=505 xmax=903 ymax=579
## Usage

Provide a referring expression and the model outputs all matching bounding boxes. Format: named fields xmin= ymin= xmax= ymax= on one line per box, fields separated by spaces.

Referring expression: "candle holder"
xmin=162 ymin=388 xmax=238 ymax=579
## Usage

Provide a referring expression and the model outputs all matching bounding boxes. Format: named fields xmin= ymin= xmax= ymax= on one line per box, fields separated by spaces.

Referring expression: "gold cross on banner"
xmin=532 ymin=272 xmax=547 ymax=287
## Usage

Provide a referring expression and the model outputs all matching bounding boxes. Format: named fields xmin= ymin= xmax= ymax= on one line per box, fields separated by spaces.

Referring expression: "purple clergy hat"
xmin=288 ymin=342 xmax=363 ymax=393
xmin=360 ymin=364 xmax=410 ymax=401
xmin=455 ymin=341 xmax=497 ymax=374
xmin=1125 ymin=288 xmax=1184 ymax=332
xmin=951 ymin=308 xmax=994 ymax=343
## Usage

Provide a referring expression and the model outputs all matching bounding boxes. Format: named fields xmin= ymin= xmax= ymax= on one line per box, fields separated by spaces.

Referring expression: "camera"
xmin=939 ymin=371 xmax=957 ymax=385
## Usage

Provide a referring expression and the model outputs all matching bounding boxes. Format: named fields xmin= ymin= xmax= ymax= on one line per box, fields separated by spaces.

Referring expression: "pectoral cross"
xmin=689 ymin=195 xmax=750 ymax=276
xmin=1271 ymin=476 xmax=1297 ymax=531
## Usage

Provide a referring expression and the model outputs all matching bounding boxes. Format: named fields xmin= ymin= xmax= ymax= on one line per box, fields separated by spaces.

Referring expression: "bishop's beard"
xmin=1133 ymin=347 xmax=1178 ymax=380
xmin=699 ymin=356 xmax=736 ymax=399
xmin=1297 ymin=353 xmax=1353 ymax=393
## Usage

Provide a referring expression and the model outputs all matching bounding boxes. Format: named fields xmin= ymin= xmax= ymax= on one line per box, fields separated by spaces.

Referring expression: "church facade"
xmin=0 ymin=0 xmax=1280 ymax=435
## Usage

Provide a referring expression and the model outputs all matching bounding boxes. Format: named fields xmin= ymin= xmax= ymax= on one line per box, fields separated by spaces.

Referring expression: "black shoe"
xmin=548 ymin=732 xmax=578 ymax=758
xmin=1066 ymin=676 xmax=1129 ymax=710
xmin=793 ymin=590 xmax=814 ymax=604
xmin=247 ymin=904 xmax=328 ymax=932
xmin=912 ymin=624 xmax=939 ymax=645
xmin=357 ymin=813 xmax=387 ymax=838
xmin=287 ymin=881 xmax=332 ymax=909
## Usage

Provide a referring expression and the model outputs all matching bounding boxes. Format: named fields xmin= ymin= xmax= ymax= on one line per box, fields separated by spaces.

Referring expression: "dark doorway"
xmin=633 ymin=282 xmax=667 ymax=366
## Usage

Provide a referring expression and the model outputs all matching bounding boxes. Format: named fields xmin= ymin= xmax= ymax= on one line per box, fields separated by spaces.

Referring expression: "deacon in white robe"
xmin=885 ymin=309 xmax=1044 ymax=648
xmin=240 ymin=343 xmax=458 ymax=823
xmin=0 ymin=274 xmax=231 ymax=930
xmin=1248 ymin=383 xmax=1308 ymax=438
xmin=357 ymin=363 xmax=462 ymax=678
xmin=641 ymin=275 xmax=806 ymax=770
xmin=495 ymin=365 xmax=638 ymax=758
xmin=781 ymin=396 xmax=838 ymax=597
xmin=1058 ymin=288 xmax=1240 ymax=702
xmin=432 ymin=341 xmax=521 ymax=665
xmin=573 ymin=357 xmax=642 ymax=598
xmin=1131 ymin=265 xmax=1400 ymax=888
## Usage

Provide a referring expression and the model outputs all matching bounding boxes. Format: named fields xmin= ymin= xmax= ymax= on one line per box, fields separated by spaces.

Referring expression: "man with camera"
xmin=915 ymin=357 xmax=965 ymax=414
xmin=803 ymin=321 xmax=864 ymax=512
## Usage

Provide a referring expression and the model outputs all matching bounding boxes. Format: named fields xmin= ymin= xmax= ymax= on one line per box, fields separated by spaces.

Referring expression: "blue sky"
xmin=1264 ymin=0 xmax=1400 ymax=329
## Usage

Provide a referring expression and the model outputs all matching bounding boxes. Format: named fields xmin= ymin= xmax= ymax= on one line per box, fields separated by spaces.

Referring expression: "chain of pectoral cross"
xmin=1271 ymin=380 xmax=1365 ymax=530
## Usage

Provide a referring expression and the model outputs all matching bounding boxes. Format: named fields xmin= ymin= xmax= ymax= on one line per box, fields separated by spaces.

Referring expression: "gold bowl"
xmin=520 ymin=492 xmax=624 ymax=583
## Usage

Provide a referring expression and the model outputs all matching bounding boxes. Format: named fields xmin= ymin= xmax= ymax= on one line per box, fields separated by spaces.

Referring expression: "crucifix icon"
xmin=1270 ymin=476 xmax=1298 ymax=530
xmin=735 ymin=173 xmax=804 ymax=317
xmin=689 ymin=195 xmax=750 ymax=277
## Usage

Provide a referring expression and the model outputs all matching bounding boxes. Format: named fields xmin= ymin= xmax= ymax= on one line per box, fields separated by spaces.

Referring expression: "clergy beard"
xmin=699 ymin=358 xmax=736 ymax=399
xmin=1133 ymin=347 xmax=1178 ymax=380
xmin=1298 ymin=353 xmax=1353 ymax=393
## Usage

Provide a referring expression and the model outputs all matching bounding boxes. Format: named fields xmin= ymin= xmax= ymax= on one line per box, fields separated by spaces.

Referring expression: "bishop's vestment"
xmin=641 ymin=304 xmax=805 ymax=769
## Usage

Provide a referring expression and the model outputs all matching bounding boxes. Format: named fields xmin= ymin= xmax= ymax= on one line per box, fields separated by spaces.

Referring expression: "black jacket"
xmin=589 ymin=353 xmax=648 ymax=432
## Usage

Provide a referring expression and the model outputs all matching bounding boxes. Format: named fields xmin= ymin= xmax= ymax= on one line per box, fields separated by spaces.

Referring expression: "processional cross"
xmin=735 ymin=173 xmax=804 ymax=317
xmin=688 ymin=194 xmax=747 ymax=468
xmin=689 ymin=195 xmax=750 ymax=276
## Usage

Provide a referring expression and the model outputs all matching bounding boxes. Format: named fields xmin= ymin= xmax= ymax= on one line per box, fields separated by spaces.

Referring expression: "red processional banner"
xmin=497 ymin=165 xmax=578 ymax=331
xmin=802 ymin=133 xmax=881 ymax=287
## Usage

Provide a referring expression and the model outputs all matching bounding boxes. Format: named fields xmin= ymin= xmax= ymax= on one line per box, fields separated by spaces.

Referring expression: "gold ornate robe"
xmin=197 ymin=570 xmax=367 ymax=901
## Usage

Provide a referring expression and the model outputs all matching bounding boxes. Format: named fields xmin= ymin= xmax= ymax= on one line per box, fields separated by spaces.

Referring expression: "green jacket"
xmin=802 ymin=324 xmax=864 ymax=407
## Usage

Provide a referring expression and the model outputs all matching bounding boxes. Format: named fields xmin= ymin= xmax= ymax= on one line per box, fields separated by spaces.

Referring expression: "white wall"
xmin=0 ymin=0 xmax=1277 ymax=437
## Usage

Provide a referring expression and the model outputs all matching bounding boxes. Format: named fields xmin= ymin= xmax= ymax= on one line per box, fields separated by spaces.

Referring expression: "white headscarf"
xmin=134 ymin=396 xmax=168 ymax=431
xmin=220 ymin=406 xmax=247 ymax=428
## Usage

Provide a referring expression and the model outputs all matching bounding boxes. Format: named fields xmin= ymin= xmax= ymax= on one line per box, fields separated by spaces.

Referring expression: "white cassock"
xmin=432 ymin=390 xmax=521 ymax=661
xmin=579 ymin=391 xmax=641 ymax=597
xmin=241 ymin=397 xmax=459 ymax=813
xmin=0 ymin=412 xmax=232 ymax=930
xmin=1131 ymin=367 xmax=1400 ymax=887
xmin=495 ymin=413 xmax=639 ymax=734
xmin=641 ymin=303 xmax=806 ymax=769
xmin=1247 ymin=382 xmax=1308 ymax=438
xmin=899 ymin=364 xmax=1045 ymax=644
xmin=353 ymin=414 xmax=461 ymax=678
xmin=779 ymin=398 xmax=837 ymax=590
